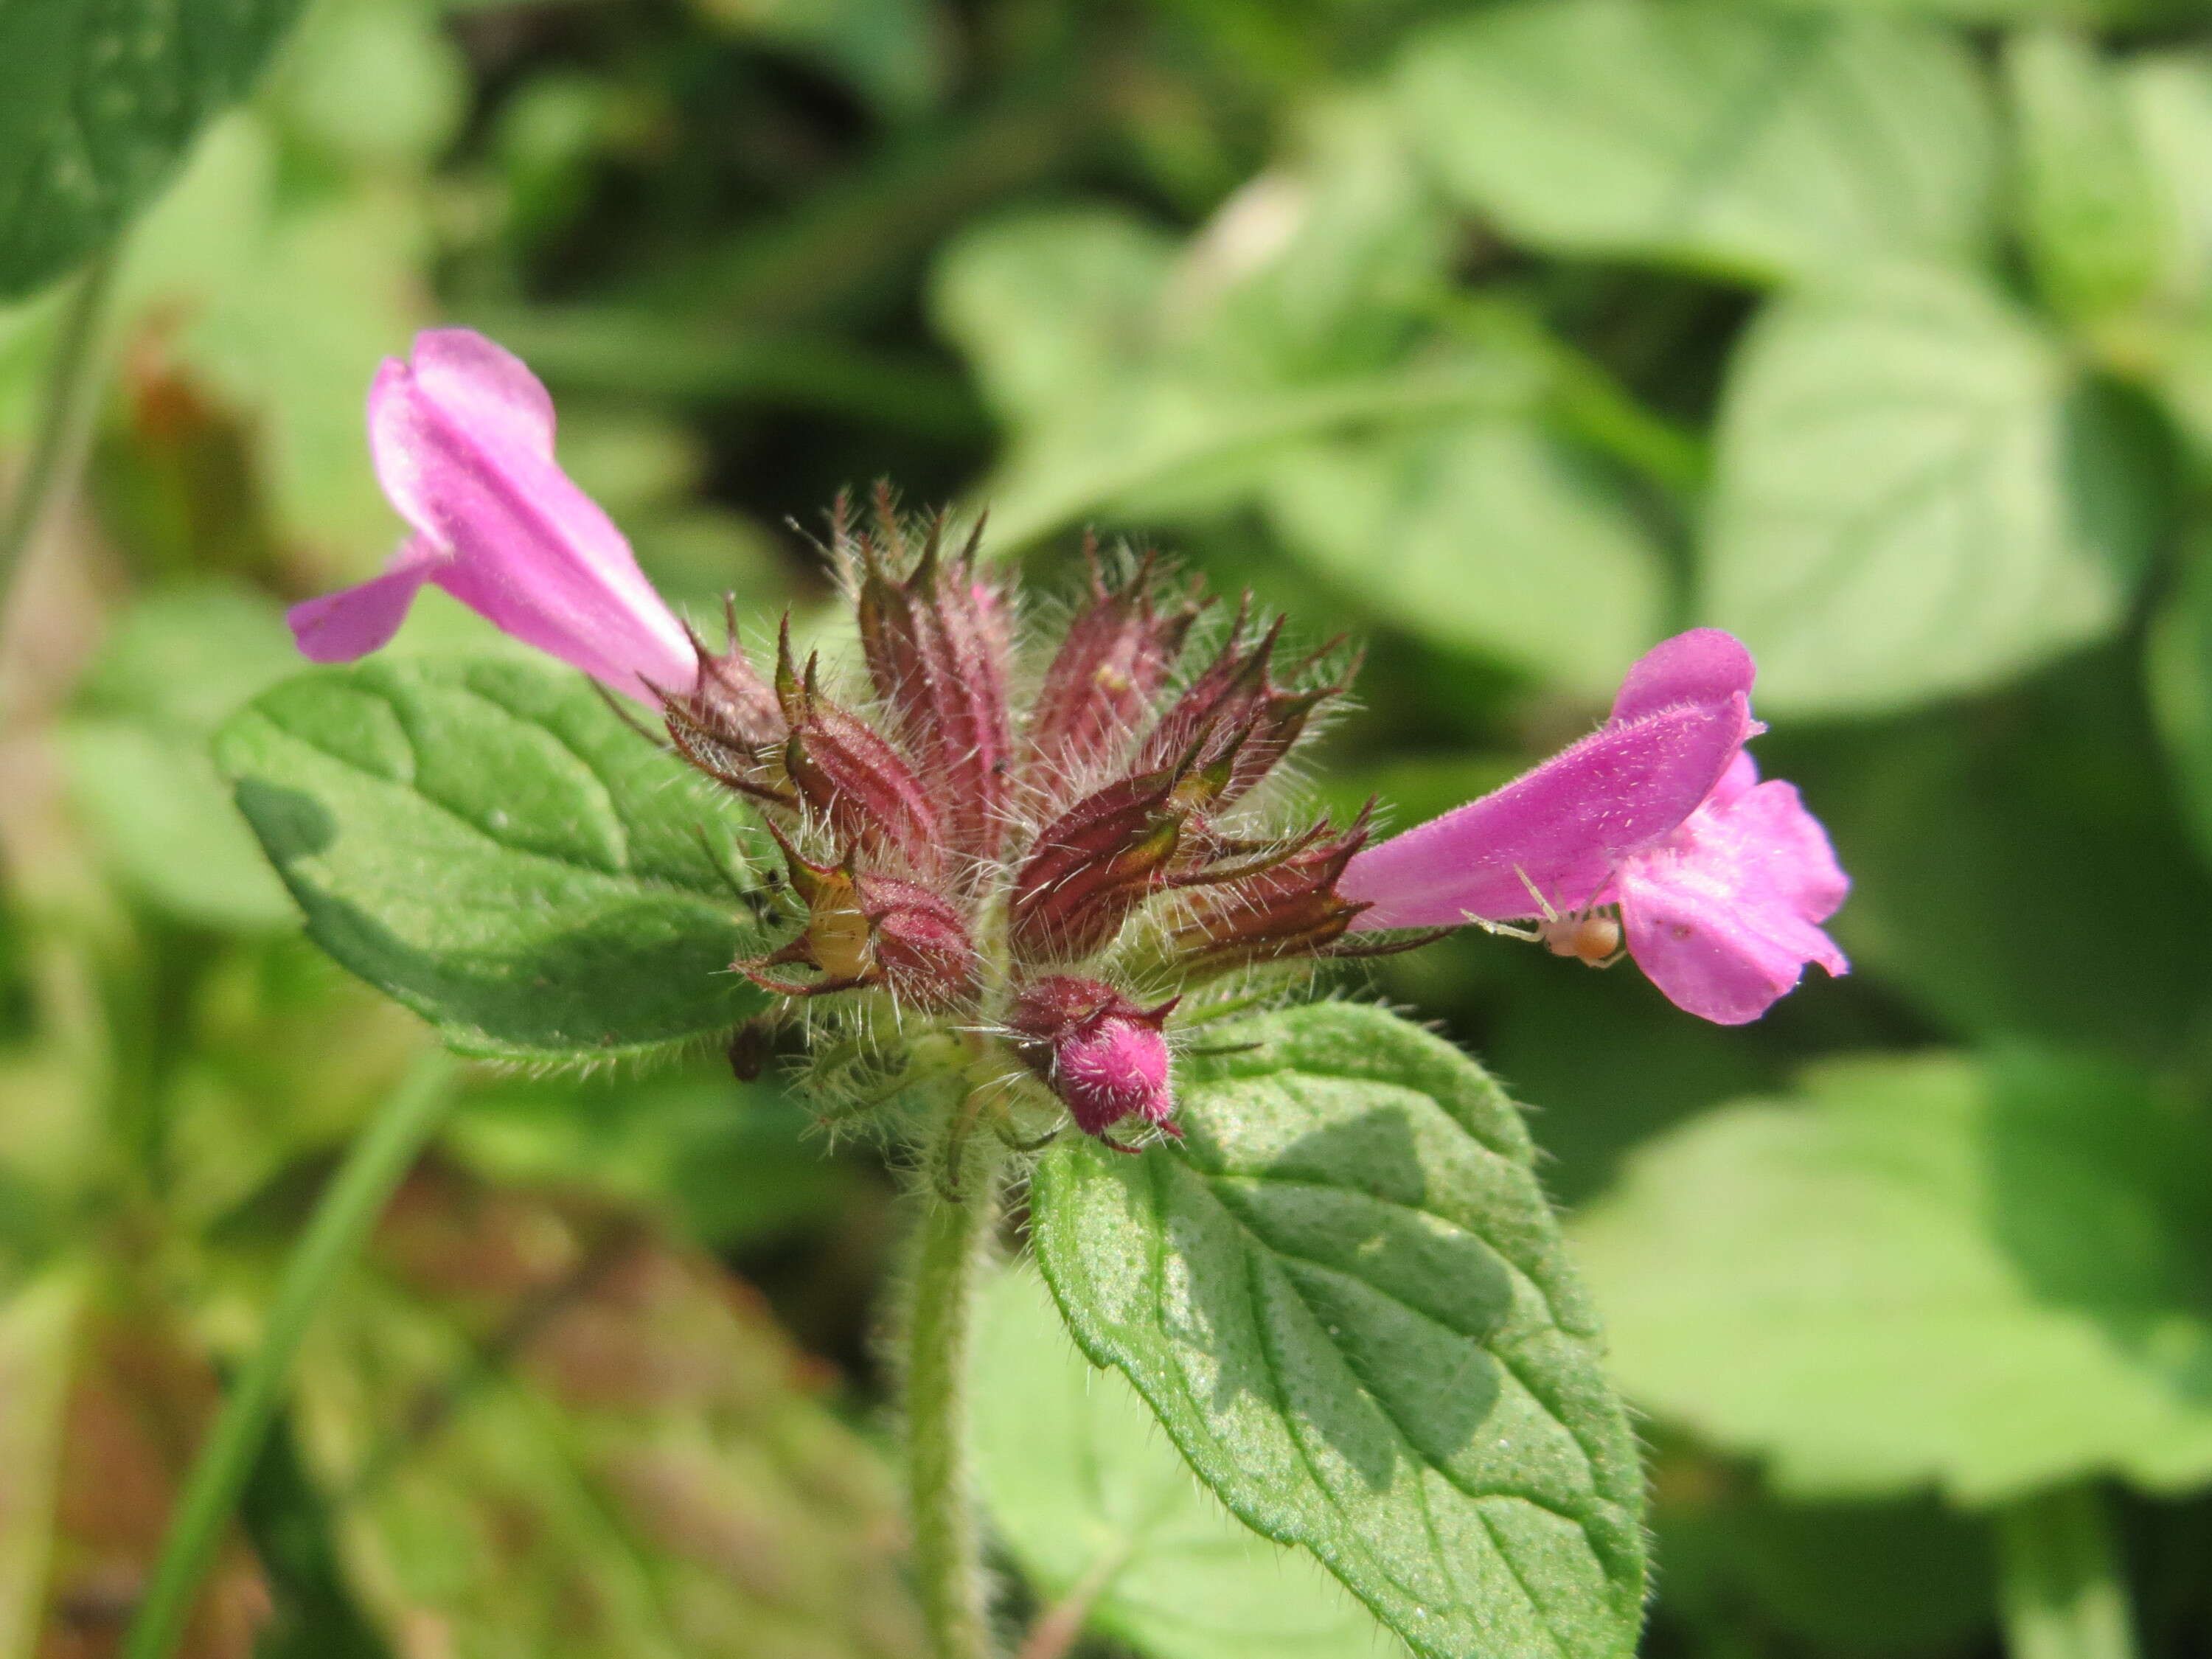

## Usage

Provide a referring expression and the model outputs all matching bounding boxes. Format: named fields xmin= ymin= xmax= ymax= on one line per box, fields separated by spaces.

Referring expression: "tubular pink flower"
xmin=286 ymin=329 xmax=696 ymax=703
xmin=1340 ymin=628 xmax=1848 ymax=1024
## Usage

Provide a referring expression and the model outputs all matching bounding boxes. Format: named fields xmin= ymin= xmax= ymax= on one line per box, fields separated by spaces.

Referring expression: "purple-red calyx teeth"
xmin=1169 ymin=808 xmax=1391 ymax=977
xmin=1007 ymin=762 xmax=1193 ymax=964
xmin=852 ymin=493 xmax=1014 ymax=869
xmin=1009 ymin=976 xmax=1180 ymax=1142
xmin=775 ymin=619 xmax=945 ymax=877
xmin=661 ymin=599 xmax=790 ymax=805
xmin=1026 ymin=543 xmax=1204 ymax=804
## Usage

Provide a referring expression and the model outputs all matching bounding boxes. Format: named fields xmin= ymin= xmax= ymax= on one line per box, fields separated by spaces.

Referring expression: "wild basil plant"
xmin=248 ymin=327 xmax=1847 ymax=1659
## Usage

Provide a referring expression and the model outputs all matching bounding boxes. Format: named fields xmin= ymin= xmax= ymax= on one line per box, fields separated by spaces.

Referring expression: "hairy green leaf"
xmin=1575 ymin=1051 xmax=2212 ymax=1503
xmin=1032 ymin=1002 xmax=1646 ymax=1659
xmin=974 ymin=1264 xmax=1396 ymax=1659
xmin=1701 ymin=264 xmax=2141 ymax=714
xmin=1399 ymin=0 xmax=1994 ymax=285
xmin=213 ymin=655 xmax=770 ymax=1061
xmin=0 ymin=0 xmax=306 ymax=296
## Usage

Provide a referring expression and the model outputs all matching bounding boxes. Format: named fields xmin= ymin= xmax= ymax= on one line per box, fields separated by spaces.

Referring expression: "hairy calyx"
xmin=661 ymin=495 xmax=1389 ymax=1149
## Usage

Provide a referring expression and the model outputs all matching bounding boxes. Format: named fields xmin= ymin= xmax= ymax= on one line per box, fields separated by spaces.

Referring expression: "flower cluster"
xmin=291 ymin=330 xmax=1850 ymax=1144
xmin=652 ymin=503 xmax=1394 ymax=1146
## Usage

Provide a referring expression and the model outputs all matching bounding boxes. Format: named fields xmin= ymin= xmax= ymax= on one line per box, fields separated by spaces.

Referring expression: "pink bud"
xmin=1008 ymin=976 xmax=1178 ymax=1141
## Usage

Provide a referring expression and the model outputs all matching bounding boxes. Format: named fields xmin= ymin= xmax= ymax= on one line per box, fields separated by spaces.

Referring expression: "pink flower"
xmin=286 ymin=330 xmax=696 ymax=703
xmin=1340 ymin=629 xmax=1847 ymax=1025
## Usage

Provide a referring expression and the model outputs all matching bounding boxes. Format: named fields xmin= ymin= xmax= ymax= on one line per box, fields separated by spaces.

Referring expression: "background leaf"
xmin=1398 ymin=0 xmax=1995 ymax=285
xmin=62 ymin=581 xmax=301 ymax=931
xmin=0 ymin=1272 xmax=80 ymax=1659
xmin=2006 ymin=27 xmax=2167 ymax=327
xmin=0 ymin=0 xmax=307 ymax=297
xmin=973 ymin=1263 xmax=1397 ymax=1659
xmin=1573 ymin=1051 xmax=2212 ymax=1503
xmin=291 ymin=1166 xmax=923 ymax=1659
xmin=1700 ymin=263 xmax=2141 ymax=714
xmin=1262 ymin=416 xmax=1666 ymax=698
xmin=213 ymin=655 xmax=771 ymax=1061
xmin=1032 ymin=1001 xmax=1646 ymax=1659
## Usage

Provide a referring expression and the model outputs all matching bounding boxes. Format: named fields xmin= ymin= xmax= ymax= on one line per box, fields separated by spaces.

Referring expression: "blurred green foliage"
xmin=7 ymin=0 xmax=2212 ymax=1651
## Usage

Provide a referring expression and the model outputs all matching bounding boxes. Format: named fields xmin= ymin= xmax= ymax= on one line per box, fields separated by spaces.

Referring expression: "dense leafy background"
xmin=5 ymin=0 xmax=2212 ymax=1653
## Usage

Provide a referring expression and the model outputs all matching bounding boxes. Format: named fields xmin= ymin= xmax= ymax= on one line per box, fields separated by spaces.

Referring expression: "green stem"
xmin=907 ymin=1114 xmax=1001 ymax=1659
xmin=1996 ymin=1484 xmax=2140 ymax=1659
xmin=122 ymin=1049 xmax=459 ymax=1659
xmin=980 ymin=362 xmax=1532 ymax=557
xmin=1014 ymin=1543 xmax=1130 ymax=1659
xmin=0 ymin=248 xmax=120 ymax=600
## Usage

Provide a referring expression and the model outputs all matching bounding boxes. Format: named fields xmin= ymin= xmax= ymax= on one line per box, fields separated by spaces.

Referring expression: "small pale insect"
xmin=1540 ymin=909 xmax=1624 ymax=967
xmin=1472 ymin=868 xmax=1627 ymax=970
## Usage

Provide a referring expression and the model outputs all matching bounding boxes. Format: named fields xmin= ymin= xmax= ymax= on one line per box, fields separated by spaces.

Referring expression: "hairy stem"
xmin=907 ymin=1103 xmax=1003 ymax=1659
xmin=0 ymin=248 xmax=120 ymax=601
xmin=122 ymin=1050 xmax=459 ymax=1659
xmin=1996 ymin=1484 xmax=2140 ymax=1659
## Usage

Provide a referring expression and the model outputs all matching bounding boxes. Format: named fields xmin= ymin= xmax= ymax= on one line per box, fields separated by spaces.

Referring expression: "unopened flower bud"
xmin=1026 ymin=547 xmax=1203 ymax=803
xmin=1008 ymin=976 xmax=1179 ymax=1141
xmin=852 ymin=495 xmax=1014 ymax=867
xmin=775 ymin=619 xmax=945 ymax=877
xmin=743 ymin=831 xmax=979 ymax=1012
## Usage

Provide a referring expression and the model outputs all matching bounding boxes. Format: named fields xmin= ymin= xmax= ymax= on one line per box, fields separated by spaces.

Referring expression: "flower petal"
xmin=1340 ymin=694 xmax=1751 ymax=930
xmin=285 ymin=536 xmax=443 ymax=662
xmin=366 ymin=337 xmax=695 ymax=702
xmin=407 ymin=327 xmax=556 ymax=461
xmin=1610 ymin=627 xmax=1756 ymax=724
xmin=1616 ymin=777 xmax=1848 ymax=1025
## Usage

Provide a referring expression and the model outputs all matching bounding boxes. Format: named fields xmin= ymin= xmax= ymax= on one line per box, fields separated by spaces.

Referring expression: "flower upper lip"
xmin=287 ymin=329 xmax=695 ymax=705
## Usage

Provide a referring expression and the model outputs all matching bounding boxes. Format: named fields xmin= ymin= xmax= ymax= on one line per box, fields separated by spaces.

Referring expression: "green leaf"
xmin=1573 ymin=1051 xmax=2212 ymax=1504
xmin=2006 ymin=29 xmax=2166 ymax=329
xmin=2147 ymin=542 xmax=2212 ymax=872
xmin=0 ymin=1271 xmax=81 ymax=1659
xmin=973 ymin=1264 xmax=1396 ymax=1659
xmin=682 ymin=0 xmax=950 ymax=119
xmin=931 ymin=139 xmax=1543 ymax=556
xmin=1796 ymin=644 xmax=2212 ymax=1063
xmin=291 ymin=1171 xmax=923 ymax=1659
xmin=63 ymin=720 xmax=296 ymax=931
xmin=212 ymin=654 xmax=771 ymax=1061
xmin=120 ymin=114 xmax=433 ymax=569
xmin=1778 ymin=0 xmax=2203 ymax=21
xmin=63 ymin=582 xmax=305 ymax=930
xmin=1398 ymin=0 xmax=1995 ymax=285
xmin=1652 ymin=1478 xmax=1994 ymax=1655
xmin=448 ymin=1068 xmax=852 ymax=1250
xmin=1700 ymin=264 xmax=2140 ymax=714
xmin=1031 ymin=1002 xmax=1646 ymax=1659
xmin=932 ymin=206 xmax=1177 ymax=427
xmin=0 ymin=0 xmax=307 ymax=297
xmin=263 ymin=0 xmax=467 ymax=170
xmin=1263 ymin=416 xmax=1665 ymax=699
